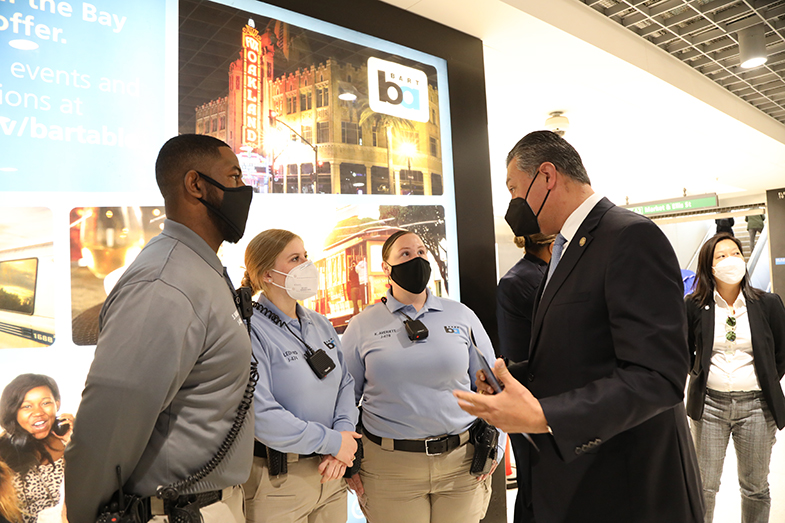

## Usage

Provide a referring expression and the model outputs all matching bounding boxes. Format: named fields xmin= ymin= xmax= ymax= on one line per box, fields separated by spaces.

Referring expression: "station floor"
xmin=504 ymin=429 xmax=785 ymax=522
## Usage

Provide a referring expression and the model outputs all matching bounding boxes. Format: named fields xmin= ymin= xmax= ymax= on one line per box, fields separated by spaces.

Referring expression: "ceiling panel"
xmin=581 ymin=0 xmax=785 ymax=125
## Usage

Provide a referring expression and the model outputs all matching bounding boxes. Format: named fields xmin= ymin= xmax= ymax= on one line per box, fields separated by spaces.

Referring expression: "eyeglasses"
xmin=725 ymin=315 xmax=737 ymax=342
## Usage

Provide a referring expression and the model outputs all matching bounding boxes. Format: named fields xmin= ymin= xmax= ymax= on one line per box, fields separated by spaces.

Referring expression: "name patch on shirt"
xmin=283 ymin=350 xmax=300 ymax=362
xmin=444 ymin=325 xmax=462 ymax=334
xmin=232 ymin=310 xmax=244 ymax=327
xmin=374 ymin=329 xmax=397 ymax=339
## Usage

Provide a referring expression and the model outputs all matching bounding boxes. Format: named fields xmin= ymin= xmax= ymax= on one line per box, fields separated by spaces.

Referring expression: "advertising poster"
xmin=179 ymin=0 xmax=446 ymax=197
xmin=0 ymin=207 xmax=54 ymax=349
xmin=1 ymin=1 xmax=457 ymax=520
xmin=0 ymin=0 xmax=167 ymax=192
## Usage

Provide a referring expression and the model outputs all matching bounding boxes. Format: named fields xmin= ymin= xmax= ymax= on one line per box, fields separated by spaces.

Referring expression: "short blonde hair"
xmin=242 ymin=229 xmax=300 ymax=295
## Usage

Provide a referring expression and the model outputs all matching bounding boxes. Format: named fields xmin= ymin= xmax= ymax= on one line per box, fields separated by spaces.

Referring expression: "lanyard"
xmin=381 ymin=296 xmax=429 ymax=341
xmin=253 ymin=301 xmax=336 ymax=379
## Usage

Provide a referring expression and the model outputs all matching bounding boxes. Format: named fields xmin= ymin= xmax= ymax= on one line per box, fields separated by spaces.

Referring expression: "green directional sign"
xmin=625 ymin=194 xmax=718 ymax=216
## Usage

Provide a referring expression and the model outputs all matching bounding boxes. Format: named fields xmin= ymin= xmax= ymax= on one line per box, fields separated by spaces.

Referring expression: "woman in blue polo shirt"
xmin=240 ymin=229 xmax=360 ymax=523
xmin=342 ymin=230 xmax=504 ymax=523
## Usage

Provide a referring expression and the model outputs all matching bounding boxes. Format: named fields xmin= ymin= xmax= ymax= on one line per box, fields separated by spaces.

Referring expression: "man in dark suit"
xmin=455 ymin=131 xmax=703 ymax=522
xmin=497 ymin=233 xmax=553 ymax=523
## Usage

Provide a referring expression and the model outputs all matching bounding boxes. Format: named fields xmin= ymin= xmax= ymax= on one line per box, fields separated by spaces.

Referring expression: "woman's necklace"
xmin=724 ymin=308 xmax=737 ymax=356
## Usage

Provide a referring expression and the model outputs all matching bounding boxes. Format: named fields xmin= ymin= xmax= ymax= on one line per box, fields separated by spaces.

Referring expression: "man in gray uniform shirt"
xmin=65 ymin=134 xmax=255 ymax=523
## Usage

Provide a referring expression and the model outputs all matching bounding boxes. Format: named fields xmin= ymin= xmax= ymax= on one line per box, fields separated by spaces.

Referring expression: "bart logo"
xmin=444 ymin=326 xmax=461 ymax=334
xmin=367 ymin=57 xmax=429 ymax=122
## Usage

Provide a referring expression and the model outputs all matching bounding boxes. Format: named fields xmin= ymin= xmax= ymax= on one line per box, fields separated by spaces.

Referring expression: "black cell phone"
xmin=470 ymin=329 xmax=503 ymax=394
xmin=53 ymin=418 xmax=71 ymax=436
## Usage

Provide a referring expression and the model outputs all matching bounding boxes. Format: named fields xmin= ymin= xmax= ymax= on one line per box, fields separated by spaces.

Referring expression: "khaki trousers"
xmin=243 ymin=455 xmax=348 ymax=523
xmin=359 ymin=434 xmax=492 ymax=523
xmin=150 ymin=484 xmax=245 ymax=523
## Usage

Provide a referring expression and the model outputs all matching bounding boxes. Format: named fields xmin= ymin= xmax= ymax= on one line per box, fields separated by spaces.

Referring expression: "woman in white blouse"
xmin=685 ymin=232 xmax=785 ymax=523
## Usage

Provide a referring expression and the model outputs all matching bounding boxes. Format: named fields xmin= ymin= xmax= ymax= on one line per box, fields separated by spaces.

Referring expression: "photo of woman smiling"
xmin=0 ymin=374 xmax=74 ymax=523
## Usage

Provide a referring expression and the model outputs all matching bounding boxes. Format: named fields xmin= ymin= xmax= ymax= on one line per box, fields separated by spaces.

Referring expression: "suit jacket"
xmin=509 ymin=197 xmax=703 ymax=523
xmin=685 ymin=291 xmax=785 ymax=428
xmin=497 ymin=252 xmax=548 ymax=363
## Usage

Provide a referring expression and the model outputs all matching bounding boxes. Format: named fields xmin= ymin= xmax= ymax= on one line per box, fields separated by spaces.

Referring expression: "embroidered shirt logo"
xmin=444 ymin=326 xmax=461 ymax=334
xmin=324 ymin=338 xmax=336 ymax=350
xmin=374 ymin=328 xmax=397 ymax=339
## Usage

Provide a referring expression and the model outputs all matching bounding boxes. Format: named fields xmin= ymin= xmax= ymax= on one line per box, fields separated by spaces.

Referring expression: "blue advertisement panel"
xmin=0 ymin=0 xmax=167 ymax=192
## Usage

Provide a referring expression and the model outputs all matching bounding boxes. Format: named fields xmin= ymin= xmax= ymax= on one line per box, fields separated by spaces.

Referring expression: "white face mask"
xmin=713 ymin=256 xmax=746 ymax=285
xmin=271 ymin=260 xmax=319 ymax=300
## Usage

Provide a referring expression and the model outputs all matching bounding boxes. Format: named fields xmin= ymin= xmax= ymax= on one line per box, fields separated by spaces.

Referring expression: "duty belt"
xmin=150 ymin=487 xmax=229 ymax=516
xmin=363 ymin=428 xmax=470 ymax=456
xmin=253 ymin=440 xmax=319 ymax=460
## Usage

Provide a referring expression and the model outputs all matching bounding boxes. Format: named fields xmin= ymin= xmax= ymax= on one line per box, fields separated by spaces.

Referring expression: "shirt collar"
xmin=523 ymin=251 xmax=548 ymax=266
xmin=559 ymin=192 xmax=604 ymax=245
xmin=256 ymin=293 xmax=312 ymax=326
xmin=384 ymin=288 xmax=443 ymax=314
xmin=160 ymin=219 xmax=224 ymax=276
xmin=713 ymin=289 xmax=746 ymax=310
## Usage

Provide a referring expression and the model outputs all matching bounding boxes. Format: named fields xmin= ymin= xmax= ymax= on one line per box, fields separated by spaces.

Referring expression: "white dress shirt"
xmin=558 ymin=192 xmax=604 ymax=248
xmin=706 ymin=290 xmax=760 ymax=392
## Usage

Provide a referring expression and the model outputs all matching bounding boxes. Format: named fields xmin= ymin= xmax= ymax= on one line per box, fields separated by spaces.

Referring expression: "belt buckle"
xmin=424 ymin=436 xmax=447 ymax=456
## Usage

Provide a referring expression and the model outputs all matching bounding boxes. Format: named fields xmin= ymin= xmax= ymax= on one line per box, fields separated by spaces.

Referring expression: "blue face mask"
xmin=196 ymin=172 xmax=253 ymax=243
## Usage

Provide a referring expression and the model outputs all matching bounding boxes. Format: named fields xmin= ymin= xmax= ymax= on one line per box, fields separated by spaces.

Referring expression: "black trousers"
xmin=510 ymin=433 xmax=536 ymax=523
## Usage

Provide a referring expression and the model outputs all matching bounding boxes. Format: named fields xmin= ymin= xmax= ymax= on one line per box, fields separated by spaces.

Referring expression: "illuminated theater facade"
xmin=195 ymin=22 xmax=444 ymax=195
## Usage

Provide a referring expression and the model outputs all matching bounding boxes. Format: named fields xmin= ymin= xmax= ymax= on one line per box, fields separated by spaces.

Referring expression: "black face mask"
xmin=504 ymin=169 xmax=551 ymax=237
xmin=389 ymin=257 xmax=431 ymax=294
xmin=196 ymin=172 xmax=253 ymax=244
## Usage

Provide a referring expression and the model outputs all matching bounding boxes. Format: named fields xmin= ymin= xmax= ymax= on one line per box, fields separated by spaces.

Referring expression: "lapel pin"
xmin=579 ymin=237 xmax=586 ymax=247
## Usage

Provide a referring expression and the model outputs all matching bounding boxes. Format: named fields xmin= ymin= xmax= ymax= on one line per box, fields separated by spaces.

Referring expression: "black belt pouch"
xmin=267 ymin=447 xmax=288 ymax=476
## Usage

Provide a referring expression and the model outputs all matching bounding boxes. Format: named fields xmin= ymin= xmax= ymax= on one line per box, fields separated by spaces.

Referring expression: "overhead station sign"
xmin=624 ymin=194 xmax=718 ymax=217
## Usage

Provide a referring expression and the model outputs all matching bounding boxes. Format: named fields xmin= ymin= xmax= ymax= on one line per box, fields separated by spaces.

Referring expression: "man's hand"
xmin=475 ymin=369 xmax=496 ymax=395
xmin=334 ymin=431 xmax=362 ymax=467
xmin=454 ymin=358 xmax=549 ymax=434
